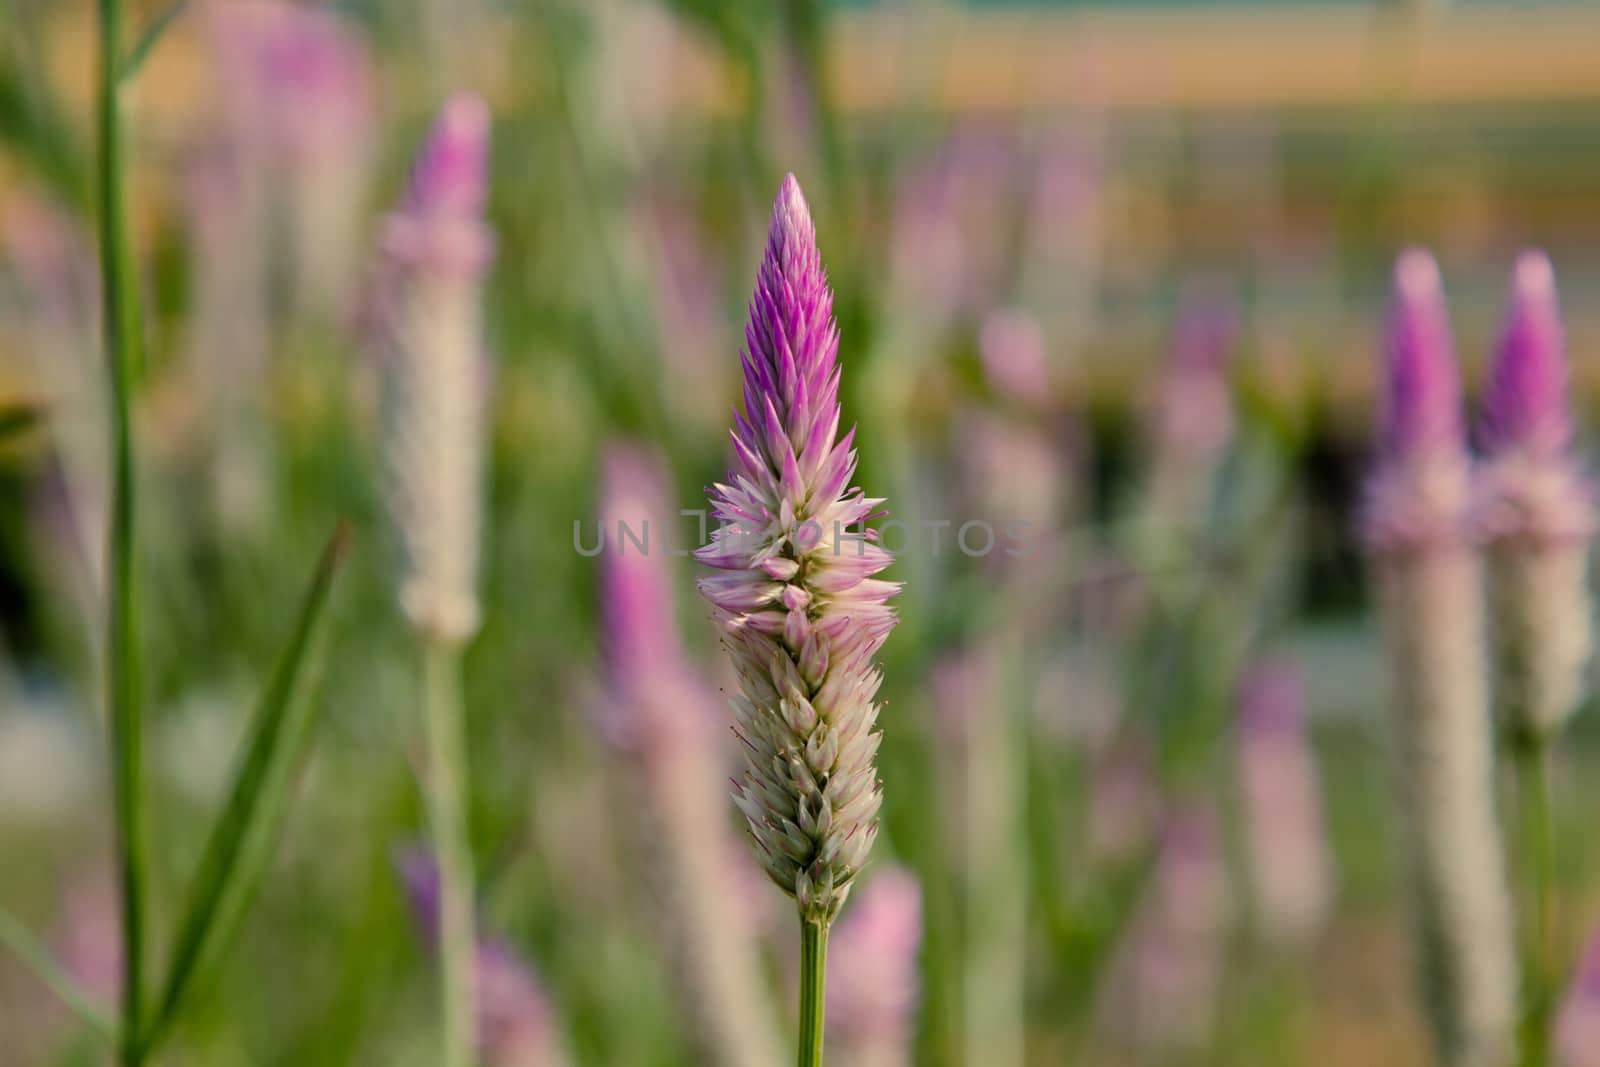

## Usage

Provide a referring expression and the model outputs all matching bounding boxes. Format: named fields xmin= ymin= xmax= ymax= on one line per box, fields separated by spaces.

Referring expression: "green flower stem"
xmin=96 ymin=0 xmax=147 ymax=1062
xmin=423 ymin=639 xmax=477 ymax=1067
xmin=797 ymin=918 xmax=829 ymax=1067
xmin=1517 ymin=740 xmax=1555 ymax=1067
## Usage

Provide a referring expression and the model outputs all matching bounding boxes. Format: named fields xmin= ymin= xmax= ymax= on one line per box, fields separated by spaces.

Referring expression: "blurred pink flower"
xmin=978 ymin=309 xmax=1050 ymax=407
xmin=1237 ymin=659 xmax=1332 ymax=948
xmin=826 ymin=867 xmax=923 ymax=1067
xmin=887 ymin=128 xmax=1021 ymax=321
xmin=1086 ymin=737 xmax=1158 ymax=867
xmin=1105 ymin=802 xmax=1229 ymax=1053
xmin=55 ymin=872 xmax=121 ymax=1007
xmin=1142 ymin=279 xmax=1238 ymax=523
xmin=377 ymin=94 xmax=494 ymax=645
xmin=396 ymin=849 xmax=568 ymax=1067
xmin=597 ymin=446 xmax=718 ymax=749
xmin=597 ymin=446 xmax=785 ymax=1067
xmin=1557 ymin=931 xmax=1600 ymax=1066
xmin=210 ymin=0 xmax=375 ymax=319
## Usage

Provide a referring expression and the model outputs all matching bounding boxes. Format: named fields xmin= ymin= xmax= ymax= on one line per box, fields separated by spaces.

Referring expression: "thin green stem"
xmin=1517 ymin=740 xmax=1556 ymax=1067
xmin=0 ymin=908 xmax=119 ymax=1043
xmin=797 ymin=918 xmax=828 ymax=1067
xmin=96 ymin=0 xmax=146 ymax=1063
xmin=423 ymin=640 xmax=477 ymax=1067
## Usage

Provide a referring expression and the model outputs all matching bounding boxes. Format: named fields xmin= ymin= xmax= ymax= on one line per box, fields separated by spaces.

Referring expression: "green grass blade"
xmin=96 ymin=2 xmax=147 ymax=1060
xmin=0 ymin=42 xmax=87 ymax=203
xmin=0 ymin=907 xmax=119 ymax=1044
xmin=139 ymin=524 xmax=352 ymax=1055
xmin=121 ymin=0 xmax=190 ymax=82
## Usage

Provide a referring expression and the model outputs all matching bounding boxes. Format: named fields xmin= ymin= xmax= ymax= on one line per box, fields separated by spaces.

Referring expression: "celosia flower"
xmin=886 ymin=132 xmax=1017 ymax=321
xmin=377 ymin=94 xmax=494 ymax=645
xmin=698 ymin=175 xmax=899 ymax=925
xmin=1142 ymin=280 xmax=1238 ymax=524
xmin=1236 ymin=660 xmax=1332 ymax=948
xmin=825 ymin=867 xmax=923 ymax=1067
xmin=397 ymin=850 xmax=568 ymax=1067
xmin=1478 ymin=252 xmax=1595 ymax=740
xmin=598 ymin=446 xmax=784 ymax=1067
xmin=1085 ymin=736 xmax=1158 ymax=867
xmin=210 ymin=0 xmax=374 ymax=317
xmin=1106 ymin=803 xmax=1229 ymax=1053
xmin=965 ymin=309 xmax=1072 ymax=559
xmin=1362 ymin=250 xmax=1472 ymax=549
xmin=1361 ymin=250 xmax=1516 ymax=1067
xmin=977 ymin=310 xmax=1050 ymax=407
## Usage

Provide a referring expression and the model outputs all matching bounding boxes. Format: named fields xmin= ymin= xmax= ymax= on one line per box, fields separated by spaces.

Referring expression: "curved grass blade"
xmin=0 ymin=906 xmax=119 ymax=1043
xmin=138 ymin=524 xmax=352 ymax=1055
xmin=122 ymin=0 xmax=190 ymax=82
xmin=0 ymin=43 xmax=86 ymax=202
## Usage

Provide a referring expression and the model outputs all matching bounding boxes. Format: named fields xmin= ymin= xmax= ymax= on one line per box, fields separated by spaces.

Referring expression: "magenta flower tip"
xmin=1481 ymin=250 xmax=1570 ymax=457
xmin=1169 ymin=280 xmax=1239 ymax=379
xmin=1475 ymin=251 xmax=1595 ymax=545
xmin=409 ymin=93 xmax=492 ymax=218
xmin=394 ymin=845 xmax=444 ymax=945
xmin=380 ymin=96 xmax=495 ymax=279
xmin=1383 ymin=248 xmax=1463 ymax=463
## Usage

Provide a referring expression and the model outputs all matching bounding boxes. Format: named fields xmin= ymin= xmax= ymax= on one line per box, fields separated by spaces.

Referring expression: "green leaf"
xmin=0 ymin=46 xmax=87 ymax=203
xmin=0 ymin=403 xmax=42 ymax=442
xmin=0 ymin=906 xmax=119 ymax=1043
xmin=122 ymin=0 xmax=190 ymax=81
xmin=138 ymin=524 xmax=352 ymax=1055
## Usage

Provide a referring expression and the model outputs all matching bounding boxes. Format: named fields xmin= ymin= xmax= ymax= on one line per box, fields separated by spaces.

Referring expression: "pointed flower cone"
xmin=1478 ymin=252 xmax=1596 ymax=741
xmin=697 ymin=175 xmax=900 ymax=926
xmin=1361 ymin=250 xmax=1517 ymax=1067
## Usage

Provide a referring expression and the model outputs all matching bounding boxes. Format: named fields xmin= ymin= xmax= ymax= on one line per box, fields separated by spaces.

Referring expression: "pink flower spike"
xmin=698 ymin=175 xmax=899 ymax=925
xmin=1481 ymin=251 xmax=1570 ymax=458
xmin=408 ymin=94 xmax=492 ymax=220
xmin=1383 ymin=249 xmax=1464 ymax=466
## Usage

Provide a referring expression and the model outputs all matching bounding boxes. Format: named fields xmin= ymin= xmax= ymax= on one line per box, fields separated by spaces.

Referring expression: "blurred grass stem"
xmin=423 ymin=639 xmax=477 ymax=1067
xmin=1517 ymin=740 xmax=1555 ymax=1067
xmin=965 ymin=649 xmax=1027 ymax=1067
xmin=798 ymin=918 xmax=828 ymax=1067
xmin=97 ymin=0 xmax=146 ymax=1061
